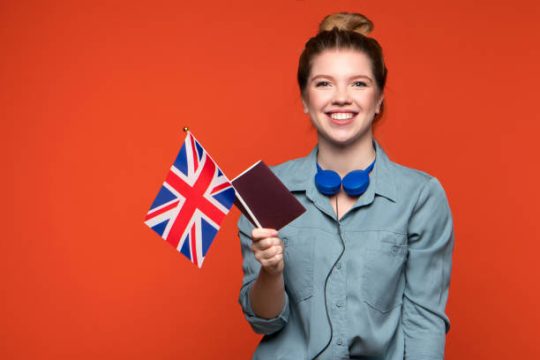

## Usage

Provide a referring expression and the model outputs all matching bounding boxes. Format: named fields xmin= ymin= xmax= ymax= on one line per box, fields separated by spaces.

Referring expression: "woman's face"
xmin=302 ymin=49 xmax=384 ymax=148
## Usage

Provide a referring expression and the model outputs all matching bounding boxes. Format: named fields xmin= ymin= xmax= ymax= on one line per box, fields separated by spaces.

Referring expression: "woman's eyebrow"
xmin=310 ymin=75 xmax=332 ymax=81
xmin=351 ymin=75 xmax=373 ymax=81
xmin=311 ymin=74 xmax=373 ymax=82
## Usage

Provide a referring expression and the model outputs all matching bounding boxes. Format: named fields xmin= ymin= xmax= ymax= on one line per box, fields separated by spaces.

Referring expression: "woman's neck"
xmin=317 ymin=135 xmax=376 ymax=177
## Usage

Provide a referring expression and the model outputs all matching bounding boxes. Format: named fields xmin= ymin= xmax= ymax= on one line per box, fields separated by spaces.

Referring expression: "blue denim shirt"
xmin=237 ymin=139 xmax=454 ymax=359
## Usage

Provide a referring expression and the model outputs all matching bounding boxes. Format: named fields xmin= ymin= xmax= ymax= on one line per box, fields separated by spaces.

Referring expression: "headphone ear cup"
xmin=342 ymin=170 xmax=370 ymax=197
xmin=315 ymin=169 xmax=342 ymax=196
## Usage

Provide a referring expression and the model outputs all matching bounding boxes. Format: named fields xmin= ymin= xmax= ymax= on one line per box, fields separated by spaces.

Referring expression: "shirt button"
xmin=336 ymin=263 xmax=342 ymax=270
xmin=337 ymin=338 xmax=343 ymax=346
xmin=336 ymin=301 xmax=344 ymax=308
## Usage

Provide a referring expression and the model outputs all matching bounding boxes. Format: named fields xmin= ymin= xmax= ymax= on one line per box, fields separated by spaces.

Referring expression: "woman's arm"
xmin=248 ymin=227 xmax=286 ymax=318
xmin=249 ymin=265 xmax=286 ymax=319
xmin=403 ymin=177 xmax=455 ymax=360
xmin=237 ymin=216 xmax=290 ymax=335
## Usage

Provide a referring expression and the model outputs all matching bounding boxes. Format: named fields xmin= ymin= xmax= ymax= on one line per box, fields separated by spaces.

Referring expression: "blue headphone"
xmin=315 ymin=159 xmax=376 ymax=197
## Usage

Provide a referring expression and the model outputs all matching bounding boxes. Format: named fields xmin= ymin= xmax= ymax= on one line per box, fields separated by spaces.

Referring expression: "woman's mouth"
xmin=326 ymin=112 xmax=357 ymax=125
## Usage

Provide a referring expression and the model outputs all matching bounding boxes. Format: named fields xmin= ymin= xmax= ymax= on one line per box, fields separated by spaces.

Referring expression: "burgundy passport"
xmin=232 ymin=161 xmax=306 ymax=230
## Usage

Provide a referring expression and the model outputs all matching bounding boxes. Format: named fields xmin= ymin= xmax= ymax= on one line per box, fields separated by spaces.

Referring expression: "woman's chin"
xmin=313 ymin=120 xmax=373 ymax=147
xmin=318 ymin=132 xmax=369 ymax=149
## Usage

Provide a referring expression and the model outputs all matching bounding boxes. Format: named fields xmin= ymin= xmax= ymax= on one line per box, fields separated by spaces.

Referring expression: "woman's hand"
xmin=251 ymin=228 xmax=285 ymax=276
xmin=248 ymin=228 xmax=287 ymax=319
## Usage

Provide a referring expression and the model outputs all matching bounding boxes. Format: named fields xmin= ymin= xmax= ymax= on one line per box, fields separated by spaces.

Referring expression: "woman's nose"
xmin=332 ymin=86 xmax=352 ymax=104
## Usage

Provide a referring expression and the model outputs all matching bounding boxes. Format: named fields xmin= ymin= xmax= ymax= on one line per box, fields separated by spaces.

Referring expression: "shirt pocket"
xmin=361 ymin=231 xmax=407 ymax=313
xmin=280 ymin=227 xmax=314 ymax=304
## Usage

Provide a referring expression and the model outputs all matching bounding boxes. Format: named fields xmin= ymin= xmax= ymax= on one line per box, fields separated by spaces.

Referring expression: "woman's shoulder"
xmin=382 ymin=153 xmax=450 ymax=205
xmin=387 ymin=159 xmax=434 ymax=185
xmin=269 ymin=155 xmax=309 ymax=176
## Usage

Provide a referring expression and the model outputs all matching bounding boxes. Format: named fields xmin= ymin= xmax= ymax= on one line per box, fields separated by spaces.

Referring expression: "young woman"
xmin=237 ymin=12 xmax=454 ymax=360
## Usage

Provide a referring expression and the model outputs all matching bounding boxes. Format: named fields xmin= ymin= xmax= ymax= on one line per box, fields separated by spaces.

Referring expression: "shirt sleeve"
xmin=403 ymin=177 xmax=455 ymax=360
xmin=237 ymin=215 xmax=290 ymax=335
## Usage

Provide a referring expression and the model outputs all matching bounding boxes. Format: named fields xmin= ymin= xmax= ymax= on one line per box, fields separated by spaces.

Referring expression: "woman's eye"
xmin=353 ymin=81 xmax=367 ymax=87
xmin=315 ymin=81 xmax=331 ymax=87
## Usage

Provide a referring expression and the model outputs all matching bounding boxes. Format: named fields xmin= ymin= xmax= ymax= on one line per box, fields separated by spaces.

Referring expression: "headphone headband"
xmin=315 ymin=158 xmax=376 ymax=197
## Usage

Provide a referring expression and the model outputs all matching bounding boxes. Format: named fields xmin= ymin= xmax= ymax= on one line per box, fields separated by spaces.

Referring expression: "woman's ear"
xmin=375 ymin=93 xmax=384 ymax=114
xmin=302 ymin=99 xmax=309 ymax=114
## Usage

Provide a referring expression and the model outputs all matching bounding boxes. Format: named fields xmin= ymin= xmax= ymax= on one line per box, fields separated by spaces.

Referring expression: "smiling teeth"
xmin=330 ymin=113 xmax=354 ymax=120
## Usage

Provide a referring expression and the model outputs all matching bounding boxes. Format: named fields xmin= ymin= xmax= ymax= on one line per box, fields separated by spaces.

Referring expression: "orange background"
xmin=2 ymin=0 xmax=539 ymax=358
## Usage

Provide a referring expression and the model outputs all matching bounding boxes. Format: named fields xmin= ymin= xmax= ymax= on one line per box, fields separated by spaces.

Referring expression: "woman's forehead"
xmin=310 ymin=49 xmax=374 ymax=80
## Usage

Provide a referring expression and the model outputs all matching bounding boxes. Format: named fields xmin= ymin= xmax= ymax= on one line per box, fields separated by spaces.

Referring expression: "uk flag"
xmin=144 ymin=131 xmax=236 ymax=268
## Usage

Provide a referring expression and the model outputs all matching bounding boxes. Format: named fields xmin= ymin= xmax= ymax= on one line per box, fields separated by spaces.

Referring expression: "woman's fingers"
xmin=251 ymin=236 xmax=281 ymax=251
xmin=252 ymin=228 xmax=278 ymax=241
xmin=251 ymin=228 xmax=282 ymax=251
xmin=254 ymin=243 xmax=284 ymax=260
xmin=250 ymin=228 xmax=285 ymax=274
xmin=259 ymin=253 xmax=284 ymax=270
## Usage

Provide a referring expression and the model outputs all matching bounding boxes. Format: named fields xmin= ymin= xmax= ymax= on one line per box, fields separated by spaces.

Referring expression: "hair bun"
xmin=319 ymin=12 xmax=374 ymax=36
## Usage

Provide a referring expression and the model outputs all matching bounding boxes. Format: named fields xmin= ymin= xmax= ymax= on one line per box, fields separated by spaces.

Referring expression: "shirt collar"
xmin=281 ymin=138 xmax=398 ymax=203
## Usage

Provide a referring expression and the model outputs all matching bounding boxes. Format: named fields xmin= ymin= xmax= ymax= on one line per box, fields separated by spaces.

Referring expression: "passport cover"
xmin=232 ymin=160 xmax=306 ymax=230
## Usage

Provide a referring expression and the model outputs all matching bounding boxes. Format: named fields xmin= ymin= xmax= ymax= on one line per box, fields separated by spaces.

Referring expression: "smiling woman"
xmin=237 ymin=12 xmax=455 ymax=360
xmin=303 ymin=49 xmax=384 ymax=151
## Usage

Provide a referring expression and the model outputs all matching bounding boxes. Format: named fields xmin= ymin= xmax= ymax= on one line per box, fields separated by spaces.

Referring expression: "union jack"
xmin=144 ymin=131 xmax=236 ymax=268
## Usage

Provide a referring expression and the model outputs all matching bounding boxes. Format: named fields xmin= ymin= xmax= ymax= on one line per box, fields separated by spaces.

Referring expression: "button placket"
xmin=329 ymin=231 xmax=347 ymax=356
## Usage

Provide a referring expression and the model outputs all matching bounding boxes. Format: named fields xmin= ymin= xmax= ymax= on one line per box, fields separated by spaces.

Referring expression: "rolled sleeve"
xmin=237 ymin=215 xmax=290 ymax=335
xmin=403 ymin=177 xmax=455 ymax=359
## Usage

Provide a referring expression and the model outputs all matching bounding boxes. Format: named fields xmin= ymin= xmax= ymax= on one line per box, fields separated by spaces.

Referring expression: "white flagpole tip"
xmin=183 ymin=126 xmax=190 ymax=133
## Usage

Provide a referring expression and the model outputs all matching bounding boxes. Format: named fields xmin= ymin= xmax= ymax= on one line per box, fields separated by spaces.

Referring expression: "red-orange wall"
xmin=2 ymin=0 xmax=539 ymax=358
